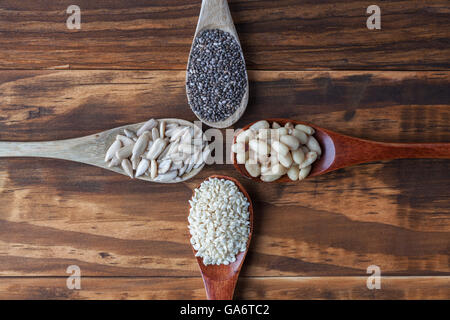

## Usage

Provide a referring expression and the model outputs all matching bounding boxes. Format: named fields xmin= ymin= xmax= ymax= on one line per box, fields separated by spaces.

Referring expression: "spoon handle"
xmin=329 ymin=132 xmax=450 ymax=173
xmin=196 ymin=0 xmax=235 ymax=36
xmin=202 ymin=275 xmax=238 ymax=300
xmin=0 ymin=135 xmax=101 ymax=164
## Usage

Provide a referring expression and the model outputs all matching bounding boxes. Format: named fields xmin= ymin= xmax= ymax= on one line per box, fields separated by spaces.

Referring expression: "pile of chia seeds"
xmin=186 ymin=29 xmax=247 ymax=123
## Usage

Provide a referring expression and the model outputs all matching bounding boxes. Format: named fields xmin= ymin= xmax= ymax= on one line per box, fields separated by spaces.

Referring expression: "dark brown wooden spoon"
xmin=188 ymin=175 xmax=253 ymax=300
xmin=233 ymin=118 xmax=450 ymax=182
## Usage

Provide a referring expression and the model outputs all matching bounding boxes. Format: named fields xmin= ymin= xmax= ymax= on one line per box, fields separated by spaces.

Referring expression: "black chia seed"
xmin=187 ymin=29 xmax=247 ymax=123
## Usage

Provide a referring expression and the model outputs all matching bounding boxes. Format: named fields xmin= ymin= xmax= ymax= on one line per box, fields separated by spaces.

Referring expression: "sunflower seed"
xmin=136 ymin=158 xmax=150 ymax=177
xmin=131 ymin=131 xmax=150 ymax=160
xmin=158 ymin=159 xmax=172 ymax=174
xmin=116 ymin=135 xmax=134 ymax=146
xmin=124 ymin=129 xmax=137 ymax=139
xmin=137 ymin=119 xmax=158 ymax=136
xmin=121 ymin=159 xmax=134 ymax=178
xmin=154 ymin=170 xmax=178 ymax=182
xmin=151 ymin=127 xmax=159 ymax=141
xmin=105 ymin=140 xmax=122 ymax=162
xmin=300 ymin=151 xmax=318 ymax=169
xmin=159 ymin=121 xmax=166 ymax=139
xmin=150 ymin=159 xmax=158 ymax=179
xmin=146 ymin=138 xmax=167 ymax=160
xmin=116 ymin=143 xmax=134 ymax=160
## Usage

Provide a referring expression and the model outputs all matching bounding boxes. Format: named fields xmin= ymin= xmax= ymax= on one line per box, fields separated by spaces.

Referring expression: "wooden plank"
xmin=0 ymin=276 xmax=448 ymax=300
xmin=0 ymin=70 xmax=448 ymax=277
xmin=0 ymin=0 xmax=448 ymax=70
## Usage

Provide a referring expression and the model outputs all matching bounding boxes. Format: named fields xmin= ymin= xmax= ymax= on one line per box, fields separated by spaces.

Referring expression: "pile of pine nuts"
xmin=231 ymin=120 xmax=321 ymax=182
xmin=105 ymin=119 xmax=210 ymax=182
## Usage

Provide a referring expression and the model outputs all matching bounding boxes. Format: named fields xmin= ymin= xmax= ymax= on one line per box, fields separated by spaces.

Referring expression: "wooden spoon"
xmin=233 ymin=118 xmax=450 ymax=182
xmin=186 ymin=0 xmax=249 ymax=129
xmin=189 ymin=175 xmax=253 ymax=300
xmin=0 ymin=118 xmax=205 ymax=183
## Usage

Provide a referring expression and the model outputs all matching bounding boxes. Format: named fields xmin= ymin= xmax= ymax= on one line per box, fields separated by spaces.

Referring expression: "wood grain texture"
xmin=0 ymin=0 xmax=449 ymax=70
xmin=0 ymin=277 xmax=448 ymax=300
xmin=0 ymin=70 xmax=448 ymax=283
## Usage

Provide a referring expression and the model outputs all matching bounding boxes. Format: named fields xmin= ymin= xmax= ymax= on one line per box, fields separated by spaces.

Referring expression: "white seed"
xmin=249 ymin=120 xmax=270 ymax=131
xmin=159 ymin=121 xmax=166 ymax=139
xmin=272 ymin=122 xmax=281 ymax=129
xmin=271 ymin=163 xmax=288 ymax=176
xmin=245 ymin=162 xmax=261 ymax=178
xmin=186 ymin=161 xmax=195 ymax=174
xmin=116 ymin=135 xmax=134 ymax=146
xmin=172 ymin=161 xmax=183 ymax=170
xmin=121 ymin=159 xmax=133 ymax=178
xmin=136 ymin=159 xmax=150 ymax=177
xmin=108 ymin=156 xmax=121 ymax=168
xmin=295 ymin=124 xmax=315 ymax=135
xmin=154 ymin=170 xmax=178 ymax=182
xmin=236 ymin=129 xmax=255 ymax=144
xmin=278 ymin=152 xmax=293 ymax=168
xmin=280 ymin=135 xmax=300 ymax=151
xmin=116 ymin=143 xmax=134 ymax=160
xmin=179 ymin=143 xmax=200 ymax=155
xmin=291 ymin=129 xmax=308 ymax=144
xmin=146 ymin=138 xmax=167 ymax=160
xmin=275 ymin=127 xmax=289 ymax=136
xmin=285 ymin=122 xmax=294 ymax=130
xmin=181 ymin=129 xmax=192 ymax=144
xmin=137 ymin=119 xmax=158 ymax=136
xmin=300 ymin=151 xmax=318 ymax=169
xmin=301 ymin=146 xmax=310 ymax=154
xmin=202 ymin=145 xmax=211 ymax=163
xmin=158 ymin=159 xmax=172 ymax=174
xmin=132 ymin=132 xmax=150 ymax=160
xmin=257 ymin=153 xmax=270 ymax=165
xmin=178 ymin=163 xmax=188 ymax=176
xmin=292 ymin=149 xmax=305 ymax=165
xmin=236 ymin=151 xmax=248 ymax=164
xmin=271 ymin=140 xmax=289 ymax=155
xmin=105 ymin=140 xmax=122 ymax=162
xmin=261 ymin=164 xmax=271 ymax=175
xmin=249 ymin=139 xmax=270 ymax=155
xmin=306 ymin=136 xmax=322 ymax=156
xmin=124 ymin=129 xmax=137 ymax=139
xmin=287 ymin=166 xmax=299 ymax=181
xmin=132 ymin=157 xmax=140 ymax=170
xmin=151 ymin=127 xmax=160 ymax=141
xmin=170 ymin=127 xmax=189 ymax=142
xmin=231 ymin=142 xmax=246 ymax=154
xmin=150 ymin=160 xmax=158 ymax=179
xmin=299 ymin=165 xmax=312 ymax=180
xmin=166 ymin=123 xmax=178 ymax=130
xmin=257 ymin=129 xmax=271 ymax=142
xmin=260 ymin=174 xmax=282 ymax=182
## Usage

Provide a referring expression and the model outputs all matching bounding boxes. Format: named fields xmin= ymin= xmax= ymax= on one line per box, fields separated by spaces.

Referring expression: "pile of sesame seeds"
xmin=186 ymin=29 xmax=247 ymax=123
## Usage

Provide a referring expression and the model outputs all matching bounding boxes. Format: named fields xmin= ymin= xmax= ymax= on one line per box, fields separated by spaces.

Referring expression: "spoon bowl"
xmin=186 ymin=0 xmax=249 ymax=128
xmin=189 ymin=175 xmax=253 ymax=300
xmin=0 ymin=118 xmax=205 ymax=183
xmin=233 ymin=118 xmax=450 ymax=182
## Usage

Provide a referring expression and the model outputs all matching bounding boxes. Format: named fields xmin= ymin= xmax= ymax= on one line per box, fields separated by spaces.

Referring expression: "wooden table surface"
xmin=0 ymin=0 xmax=449 ymax=300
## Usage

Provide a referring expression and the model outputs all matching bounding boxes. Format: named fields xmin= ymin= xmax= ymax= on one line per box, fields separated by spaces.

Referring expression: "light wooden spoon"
xmin=189 ymin=175 xmax=253 ymax=300
xmin=233 ymin=118 xmax=450 ymax=182
xmin=186 ymin=0 xmax=249 ymax=129
xmin=0 ymin=118 xmax=205 ymax=183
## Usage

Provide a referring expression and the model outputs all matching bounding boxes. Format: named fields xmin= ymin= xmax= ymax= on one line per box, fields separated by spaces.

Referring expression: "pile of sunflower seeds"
xmin=186 ymin=29 xmax=247 ymax=123
xmin=104 ymin=118 xmax=210 ymax=182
